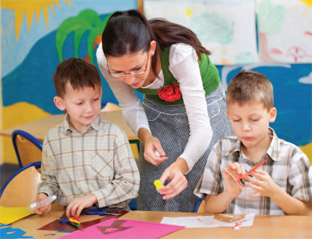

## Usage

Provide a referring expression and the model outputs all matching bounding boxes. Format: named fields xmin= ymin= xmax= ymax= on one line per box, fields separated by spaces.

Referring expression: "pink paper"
xmin=59 ymin=218 xmax=185 ymax=239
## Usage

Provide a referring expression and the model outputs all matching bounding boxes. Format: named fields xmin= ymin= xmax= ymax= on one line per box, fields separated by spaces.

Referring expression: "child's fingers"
xmin=75 ymin=204 xmax=85 ymax=217
xmin=41 ymin=204 xmax=51 ymax=213
xmin=34 ymin=209 xmax=42 ymax=215
xmin=247 ymin=192 xmax=261 ymax=198
xmin=227 ymin=162 xmax=237 ymax=170
xmin=66 ymin=203 xmax=77 ymax=218
xmin=245 ymin=180 xmax=262 ymax=192
xmin=35 ymin=204 xmax=50 ymax=215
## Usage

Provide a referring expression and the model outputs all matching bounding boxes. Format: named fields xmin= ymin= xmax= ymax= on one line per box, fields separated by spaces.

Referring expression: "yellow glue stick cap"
xmin=154 ymin=180 xmax=163 ymax=189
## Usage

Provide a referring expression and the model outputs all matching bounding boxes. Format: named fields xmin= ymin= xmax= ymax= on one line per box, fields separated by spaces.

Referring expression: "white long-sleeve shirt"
xmin=96 ymin=43 xmax=213 ymax=173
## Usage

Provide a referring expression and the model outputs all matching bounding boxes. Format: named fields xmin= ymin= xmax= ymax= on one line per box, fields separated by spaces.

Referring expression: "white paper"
xmin=144 ymin=0 xmax=258 ymax=65
xmin=161 ymin=214 xmax=255 ymax=228
xmin=256 ymin=0 xmax=312 ymax=63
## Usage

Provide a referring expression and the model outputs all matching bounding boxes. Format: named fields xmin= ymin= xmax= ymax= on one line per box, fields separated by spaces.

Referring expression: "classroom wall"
xmin=0 ymin=0 xmax=139 ymax=164
xmin=1 ymin=0 xmax=311 ymax=165
xmin=143 ymin=0 xmax=312 ymax=162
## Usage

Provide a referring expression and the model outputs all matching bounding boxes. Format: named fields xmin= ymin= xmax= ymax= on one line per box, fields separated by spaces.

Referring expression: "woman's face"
xmin=106 ymin=41 xmax=156 ymax=89
xmin=106 ymin=50 xmax=151 ymax=89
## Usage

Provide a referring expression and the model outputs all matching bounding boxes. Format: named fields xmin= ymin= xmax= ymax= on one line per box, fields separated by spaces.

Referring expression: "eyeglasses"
xmin=107 ymin=54 xmax=149 ymax=78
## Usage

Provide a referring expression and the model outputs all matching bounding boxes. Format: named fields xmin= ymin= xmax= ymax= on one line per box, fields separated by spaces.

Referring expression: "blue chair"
xmin=128 ymin=198 xmax=137 ymax=210
xmin=0 ymin=161 xmax=41 ymax=207
xmin=12 ymin=130 xmax=43 ymax=168
xmin=101 ymin=100 xmax=120 ymax=111
xmin=194 ymin=197 xmax=203 ymax=213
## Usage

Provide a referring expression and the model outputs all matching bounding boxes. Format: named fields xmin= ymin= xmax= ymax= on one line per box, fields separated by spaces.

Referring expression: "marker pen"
xmin=29 ymin=195 xmax=57 ymax=211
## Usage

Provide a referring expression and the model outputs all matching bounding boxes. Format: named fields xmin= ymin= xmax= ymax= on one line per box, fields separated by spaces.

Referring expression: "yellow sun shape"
xmin=294 ymin=0 xmax=312 ymax=16
xmin=185 ymin=8 xmax=192 ymax=17
xmin=1 ymin=0 xmax=72 ymax=40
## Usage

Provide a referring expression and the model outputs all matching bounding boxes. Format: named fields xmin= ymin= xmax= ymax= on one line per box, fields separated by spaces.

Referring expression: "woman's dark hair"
xmin=102 ymin=10 xmax=210 ymax=77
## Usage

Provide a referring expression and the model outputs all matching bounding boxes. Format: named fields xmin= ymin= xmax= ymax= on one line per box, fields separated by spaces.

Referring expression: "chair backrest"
xmin=194 ymin=197 xmax=204 ymax=213
xmin=0 ymin=161 xmax=41 ymax=207
xmin=128 ymin=198 xmax=137 ymax=210
xmin=101 ymin=101 xmax=121 ymax=112
xmin=12 ymin=130 xmax=43 ymax=168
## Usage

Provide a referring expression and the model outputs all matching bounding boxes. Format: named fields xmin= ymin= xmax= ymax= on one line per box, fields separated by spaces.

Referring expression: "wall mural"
xmin=1 ymin=0 xmax=138 ymax=164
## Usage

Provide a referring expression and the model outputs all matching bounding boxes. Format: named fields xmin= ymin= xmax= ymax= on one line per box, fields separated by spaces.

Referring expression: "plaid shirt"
xmin=194 ymin=128 xmax=312 ymax=215
xmin=38 ymin=115 xmax=140 ymax=209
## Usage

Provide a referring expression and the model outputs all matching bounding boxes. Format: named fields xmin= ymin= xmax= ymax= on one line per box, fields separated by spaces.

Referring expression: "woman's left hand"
xmin=158 ymin=158 xmax=188 ymax=200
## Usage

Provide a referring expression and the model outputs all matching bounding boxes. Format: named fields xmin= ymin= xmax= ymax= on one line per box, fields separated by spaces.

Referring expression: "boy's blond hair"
xmin=226 ymin=70 xmax=274 ymax=111
xmin=52 ymin=57 xmax=101 ymax=98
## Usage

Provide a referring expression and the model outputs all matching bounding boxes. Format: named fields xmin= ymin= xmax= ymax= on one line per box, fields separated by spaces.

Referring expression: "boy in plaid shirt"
xmin=195 ymin=70 xmax=311 ymax=215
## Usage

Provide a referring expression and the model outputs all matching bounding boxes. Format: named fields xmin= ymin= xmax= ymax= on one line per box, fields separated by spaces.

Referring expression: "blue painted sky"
xmin=1 ymin=0 xmax=137 ymax=77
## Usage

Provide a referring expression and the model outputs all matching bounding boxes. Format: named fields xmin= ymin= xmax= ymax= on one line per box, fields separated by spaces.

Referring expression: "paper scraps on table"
xmin=58 ymin=218 xmax=185 ymax=239
xmin=0 ymin=206 xmax=35 ymax=224
xmin=161 ymin=214 xmax=255 ymax=228
xmin=38 ymin=210 xmax=129 ymax=232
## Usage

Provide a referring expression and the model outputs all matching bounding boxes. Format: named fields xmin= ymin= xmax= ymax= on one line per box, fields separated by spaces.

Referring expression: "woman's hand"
xmin=139 ymin=128 xmax=168 ymax=166
xmin=158 ymin=158 xmax=188 ymax=200
xmin=34 ymin=193 xmax=51 ymax=215
xmin=66 ymin=194 xmax=97 ymax=218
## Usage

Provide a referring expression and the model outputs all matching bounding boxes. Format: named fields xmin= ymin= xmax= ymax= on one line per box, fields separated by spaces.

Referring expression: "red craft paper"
xmin=58 ymin=218 xmax=185 ymax=239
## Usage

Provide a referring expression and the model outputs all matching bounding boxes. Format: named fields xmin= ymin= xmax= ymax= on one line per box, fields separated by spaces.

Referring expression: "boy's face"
xmin=226 ymin=102 xmax=276 ymax=150
xmin=54 ymin=82 xmax=102 ymax=133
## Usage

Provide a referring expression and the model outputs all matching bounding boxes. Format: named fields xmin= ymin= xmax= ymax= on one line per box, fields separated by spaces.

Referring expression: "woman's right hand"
xmin=143 ymin=135 xmax=168 ymax=166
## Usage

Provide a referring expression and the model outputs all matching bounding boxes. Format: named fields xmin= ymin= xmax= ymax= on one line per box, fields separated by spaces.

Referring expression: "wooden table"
xmin=0 ymin=111 xmax=138 ymax=142
xmin=3 ymin=211 xmax=312 ymax=239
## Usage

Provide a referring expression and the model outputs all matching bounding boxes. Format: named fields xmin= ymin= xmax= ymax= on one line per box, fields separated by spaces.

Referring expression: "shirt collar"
xmin=265 ymin=127 xmax=280 ymax=162
xmin=225 ymin=138 xmax=241 ymax=157
xmin=225 ymin=127 xmax=280 ymax=162
xmin=64 ymin=114 xmax=101 ymax=134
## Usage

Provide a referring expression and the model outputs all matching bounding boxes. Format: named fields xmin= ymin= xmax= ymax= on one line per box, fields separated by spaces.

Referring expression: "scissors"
xmin=85 ymin=208 xmax=108 ymax=215
xmin=85 ymin=208 xmax=121 ymax=216
xmin=228 ymin=159 xmax=266 ymax=189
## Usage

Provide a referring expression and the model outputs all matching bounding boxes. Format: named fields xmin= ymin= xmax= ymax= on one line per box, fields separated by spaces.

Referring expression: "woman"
xmin=96 ymin=10 xmax=233 ymax=212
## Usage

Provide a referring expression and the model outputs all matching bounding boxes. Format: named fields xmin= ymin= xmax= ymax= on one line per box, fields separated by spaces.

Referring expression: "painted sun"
xmin=1 ymin=0 xmax=72 ymax=40
xmin=294 ymin=0 xmax=312 ymax=16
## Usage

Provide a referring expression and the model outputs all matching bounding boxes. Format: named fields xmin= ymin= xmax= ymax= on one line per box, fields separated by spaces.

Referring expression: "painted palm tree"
xmin=56 ymin=9 xmax=112 ymax=63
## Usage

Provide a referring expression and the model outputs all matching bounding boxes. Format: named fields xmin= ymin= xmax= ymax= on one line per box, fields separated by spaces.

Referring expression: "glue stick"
xmin=28 ymin=195 xmax=57 ymax=211
xmin=154 ymin=179 xmax=163 ymax=191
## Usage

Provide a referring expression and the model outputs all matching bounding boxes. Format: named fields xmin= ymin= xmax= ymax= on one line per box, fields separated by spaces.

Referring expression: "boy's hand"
xmin=222 ymin=168 xmax=242 ymax=198
xmin=66 ymin=194 xmax=98 ymax=218
xmin=34 ymin=193 xmax=51 ymax=215
xmin=245 ymin=169 xmax=279 ymax=198
xmin=227 ymin=162 xmax=245 ymax=178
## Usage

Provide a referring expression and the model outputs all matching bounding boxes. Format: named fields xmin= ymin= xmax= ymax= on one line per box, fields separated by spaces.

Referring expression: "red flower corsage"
xmin=157 ymin=84 xmax=182 ymax=102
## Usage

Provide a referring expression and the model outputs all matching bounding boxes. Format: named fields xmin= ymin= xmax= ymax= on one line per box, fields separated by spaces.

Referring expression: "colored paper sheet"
xmin=38 ymin=210 xmax=129 ymax=232
xmin=0 ymin=206 xmax=34 ymax=224
xmin=161 ymin=214 xmax=255 ymax=228
xmin=59 ymin=218 xmax=185 ymax=239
